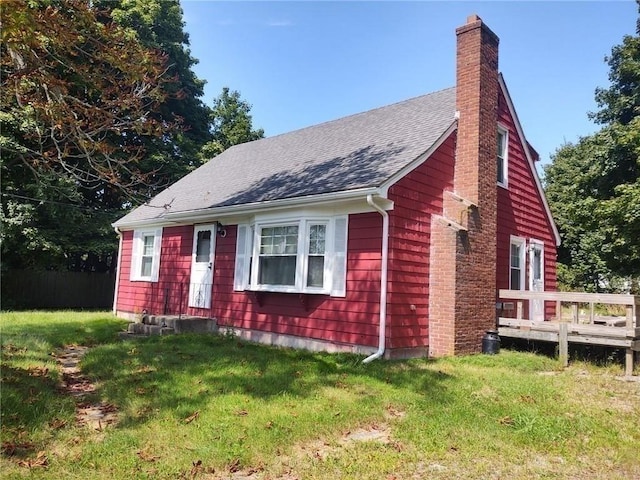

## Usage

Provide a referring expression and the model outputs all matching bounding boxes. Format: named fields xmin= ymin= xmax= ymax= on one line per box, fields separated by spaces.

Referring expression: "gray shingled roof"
xmin=115 ymin=87 xmax=456 ymax=227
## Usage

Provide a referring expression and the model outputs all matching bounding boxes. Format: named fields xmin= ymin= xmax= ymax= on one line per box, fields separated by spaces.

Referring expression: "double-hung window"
xmin=234 ymin=215 xmax=347 ymax=296
xmin=497 ymin=125 xmax=508 ymax=187
xmin=130 ymin=228 xmax=163 ymax=282
xmin=258 ymin=225 xmax=299 ymax=286
xmin=509 ymin=236 xmax=525 ymax=290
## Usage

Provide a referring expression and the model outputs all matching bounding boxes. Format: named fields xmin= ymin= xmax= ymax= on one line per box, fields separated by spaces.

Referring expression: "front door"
xmin=529 ymin=240 xmax=544 ymax=321
xmin=188 ymin=224 xmax=216 ymax=309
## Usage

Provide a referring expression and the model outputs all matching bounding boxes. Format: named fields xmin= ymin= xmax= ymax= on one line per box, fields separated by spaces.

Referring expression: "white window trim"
xmin=497 ymin=124 xmax=509 ymax=188
xmin=130 ymin=228 xmax=163 ymax=282
xmin=509 ymin=235 xmax=525 ymax=291
xmin=234 ymin=215 xmax=348 ymax=297
xmin=528 ymin=239 xmax=545 ymax=291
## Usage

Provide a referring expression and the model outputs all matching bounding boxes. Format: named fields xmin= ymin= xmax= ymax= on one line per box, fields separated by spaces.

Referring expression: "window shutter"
xmin=234 ymin=224 xmax=250 ymax=291
xmin=151 ymin=228 xmax=163 ymax=282
xmin=330 ymin=216 xmax=348 ymax=297
xmin=130 ymin=230 xmax=142 ymax=281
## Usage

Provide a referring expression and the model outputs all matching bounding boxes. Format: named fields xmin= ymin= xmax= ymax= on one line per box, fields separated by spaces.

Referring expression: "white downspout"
xmin=112 ymin=227 xmax=123 ymax=315
xmin=363 ymin=194 xmax=389 ymax=364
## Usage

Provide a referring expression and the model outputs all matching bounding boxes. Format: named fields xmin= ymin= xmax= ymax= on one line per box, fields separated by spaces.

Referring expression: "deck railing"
xmin=497 ymin=289 xmax=640 ymax=376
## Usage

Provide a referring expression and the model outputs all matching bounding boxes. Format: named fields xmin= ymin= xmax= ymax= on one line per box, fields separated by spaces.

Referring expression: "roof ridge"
xmin=227 ymin=85 xmax=456 ymax=150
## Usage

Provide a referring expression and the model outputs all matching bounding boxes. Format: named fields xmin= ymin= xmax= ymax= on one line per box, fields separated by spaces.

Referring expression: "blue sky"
xmin=181 ymin=1 xmax=636 ymax=171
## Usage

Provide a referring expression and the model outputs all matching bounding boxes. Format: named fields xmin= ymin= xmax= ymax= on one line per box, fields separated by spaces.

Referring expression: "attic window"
xmin=497 ymin=125 xmax=508 ymax=187
xmin=234 ymin=215 xmax=348 ymax=297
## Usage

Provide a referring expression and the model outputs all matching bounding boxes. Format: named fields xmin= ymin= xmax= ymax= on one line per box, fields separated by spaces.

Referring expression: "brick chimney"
xmin=428 ymin=15 xmax=499 ymax=356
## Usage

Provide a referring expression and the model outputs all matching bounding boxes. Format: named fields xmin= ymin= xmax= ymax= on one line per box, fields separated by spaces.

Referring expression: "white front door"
xmin=529 ymin=240 xmax=544 ymax=321
xmin=188 ymin=224 xmax=216 ymax=309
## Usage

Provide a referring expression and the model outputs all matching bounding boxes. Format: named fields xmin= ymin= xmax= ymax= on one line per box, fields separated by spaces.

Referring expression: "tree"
xmin=99 ymin=0 xmax=212 ymax=182
xmin=202 ymin=87 xmax=265 ymax=159
xmin=1 ymin=0 xmax=178 ymax=270
xmin=544 ymin=4 xmax=640 ymax=291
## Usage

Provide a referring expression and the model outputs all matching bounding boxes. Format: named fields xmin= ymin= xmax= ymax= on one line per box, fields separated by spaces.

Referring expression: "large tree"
xmin=544 ymin=5 xmax=640 ymax=291
xmin=99 ymin=0 xmax=212 ymax=180
xmin=1 ymin=0 xmax=179 ymax=270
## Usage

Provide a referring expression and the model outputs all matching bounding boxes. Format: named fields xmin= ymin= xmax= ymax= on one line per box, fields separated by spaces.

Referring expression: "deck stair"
xmin=120 ymin=315 xmax=217 ymax=338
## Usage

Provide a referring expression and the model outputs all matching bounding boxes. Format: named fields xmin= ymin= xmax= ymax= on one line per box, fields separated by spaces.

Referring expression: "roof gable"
xmin=115 ymin=87 xmax=456 ymax=227
xmin=498 ymin=74 xmax=561 ymax=246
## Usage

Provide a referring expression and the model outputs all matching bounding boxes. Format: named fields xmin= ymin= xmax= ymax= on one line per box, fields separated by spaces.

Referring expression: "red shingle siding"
xmin=118 ymin=214 xmax=385 ymax=348
xmin=211 ymin=214 xmax=382 ymax=347
xmin=116 ymin=226 xmax=205 ymax=316
xmin=386 ymin=133 xmax=456 ymax=351
xmin=496 ymin=91 xmax=558 ymax=313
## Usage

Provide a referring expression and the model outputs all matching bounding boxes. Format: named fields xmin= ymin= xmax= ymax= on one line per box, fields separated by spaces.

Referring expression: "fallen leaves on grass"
xmin=137 ymin=449 xmax=160 ymax=462
xmin=184 ymin=411 xmax=200 ymax=424
xmin=2 ymin=441 xmax=35 ymax=456
xmin=228 ymin=458 xmax=241 ymax=473
xmin=48 ymin=419 xmax=67 ymax=430
xmin=235 ymin=409 xmax=248 ymax=416
xmin=17 ymin=450 xmax=48 ymax=468
xmin=499 ymin=416 xmax=515 ymax=426
xmin=27 ymin=366 xmax=49 ymax=377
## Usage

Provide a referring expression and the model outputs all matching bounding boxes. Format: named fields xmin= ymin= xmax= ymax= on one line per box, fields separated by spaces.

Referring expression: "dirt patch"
xmin=55 ymin=345 xmax=118 ymax=430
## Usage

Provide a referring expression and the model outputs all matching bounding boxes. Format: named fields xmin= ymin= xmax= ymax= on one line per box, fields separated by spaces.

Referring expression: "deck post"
xmin=555 ymin=300 xmax=561 ymax=321
xmin=559 ymin=322 xmax=568 ymax=367
xmin=571 ymin=303 xmax=578 ymax=323
xmin=625 ymin=349 xmax=634 ymax=376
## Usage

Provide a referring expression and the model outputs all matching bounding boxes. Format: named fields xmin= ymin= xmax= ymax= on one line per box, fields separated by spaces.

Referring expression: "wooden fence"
xmin=497 ymin=289 xmax=640 ymax=376
xmin=1 ymin=270 xmax=116 ymax=309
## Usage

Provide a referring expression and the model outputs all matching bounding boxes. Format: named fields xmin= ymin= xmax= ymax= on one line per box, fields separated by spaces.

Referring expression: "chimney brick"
xmin=429 ymin=15 xmax=499 ymax=356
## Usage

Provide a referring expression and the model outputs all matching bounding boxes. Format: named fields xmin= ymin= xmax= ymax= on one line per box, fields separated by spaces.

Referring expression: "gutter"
xmin=112 ymin=227 xmax=123 ymax=315
xmin=113 ymin=187 xmax=381 ymax=230
xmin=363 ymin=194 xmax=390 ymax=364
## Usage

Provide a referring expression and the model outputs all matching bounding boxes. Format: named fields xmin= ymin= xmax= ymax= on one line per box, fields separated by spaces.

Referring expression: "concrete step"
xmin=127 ymin=323 xmax=175 ymax=336
xmin=124 ymin=315 xmax=217 ymax=338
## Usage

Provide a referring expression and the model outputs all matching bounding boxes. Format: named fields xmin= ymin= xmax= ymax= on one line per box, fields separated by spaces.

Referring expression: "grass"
xmin=1 ymin=311 xmax=639 ymax=479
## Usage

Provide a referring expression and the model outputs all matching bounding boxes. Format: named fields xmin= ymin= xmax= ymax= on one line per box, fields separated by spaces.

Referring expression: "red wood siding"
xmin=116 ymin=226 xmax=211 ymax=317
xmin=385 ymin=133 xmax=456 ymax=350
xmin=211 ymin=214 xmax=383 ymax=347
xmin=117 ymin=214 xmax=385 ymax=348
xmin=496 ymin=91 xmax=558 ymax=316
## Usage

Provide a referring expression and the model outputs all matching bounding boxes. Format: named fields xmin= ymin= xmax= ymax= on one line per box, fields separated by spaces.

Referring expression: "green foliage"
xmin=544 ymin=6 xmax=640 ymax=291
xmin=0 ymin=0 xmax=210 ymax=272
xmin=0 ymin=0 xmax=180 ymax=271
xmin=102 ymin=0 xmax=213 ymax=178
xmin=202 ymin=87 xmax=265 ymax=159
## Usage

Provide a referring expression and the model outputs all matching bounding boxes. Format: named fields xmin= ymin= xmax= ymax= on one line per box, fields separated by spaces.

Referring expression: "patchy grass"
xmin=1 ymin=311 xmax=639 ymax=479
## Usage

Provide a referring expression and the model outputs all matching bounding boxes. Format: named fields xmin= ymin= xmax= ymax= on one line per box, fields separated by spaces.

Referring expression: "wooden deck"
xmin=497 ymin=290 xmax=640 ymax=376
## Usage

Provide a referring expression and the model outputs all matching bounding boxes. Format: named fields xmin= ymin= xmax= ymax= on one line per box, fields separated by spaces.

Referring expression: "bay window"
xmin=234 ymin=215 xmax=347 ymax=296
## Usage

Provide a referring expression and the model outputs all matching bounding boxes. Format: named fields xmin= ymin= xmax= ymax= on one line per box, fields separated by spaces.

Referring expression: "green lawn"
xmin=1 ymin=311 xmax=639 ymax=479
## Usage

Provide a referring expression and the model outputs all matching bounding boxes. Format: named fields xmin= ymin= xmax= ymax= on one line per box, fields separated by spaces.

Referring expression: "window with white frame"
xmin=130 ymin=228 xmax=163 ymax=282
xmin=497 ymin=125 xmax=508 ymax=187
xmin=509 ymin=236 xmax=525 ymax=290
xmin=234 ymin=216 xmax=347 ymax=296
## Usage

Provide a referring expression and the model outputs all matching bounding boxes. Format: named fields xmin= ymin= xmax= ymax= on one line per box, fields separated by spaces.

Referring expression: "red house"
xmin=113 ymin=15 xmax=560 ymax=360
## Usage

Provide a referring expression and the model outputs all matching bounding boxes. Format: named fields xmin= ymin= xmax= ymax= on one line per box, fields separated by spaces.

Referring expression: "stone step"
xmin=127 ymin=323 xmax=175 ymax=336
xmin=138 ymin=315 xmax=218 ymax=334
